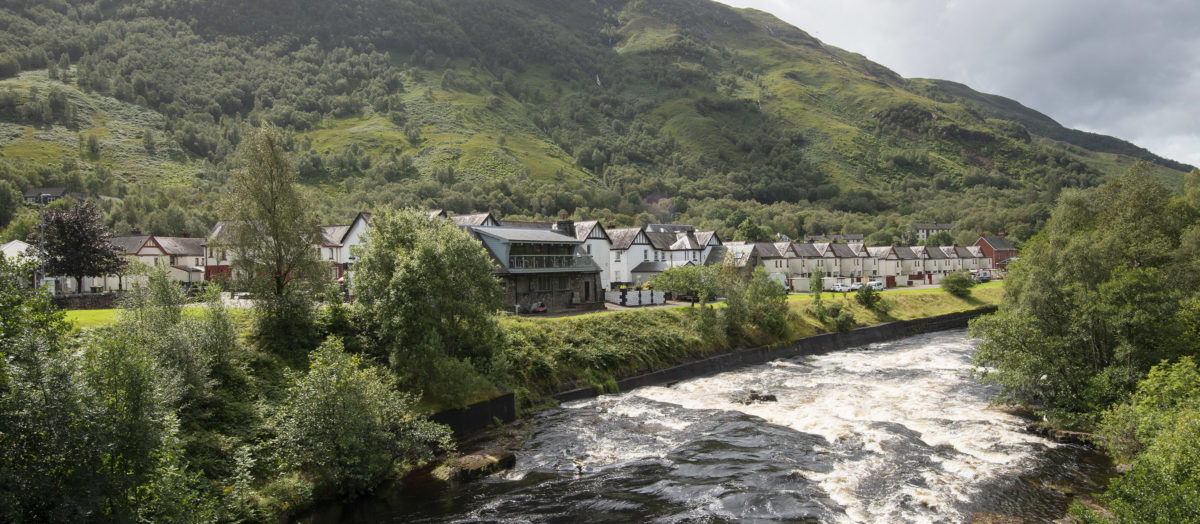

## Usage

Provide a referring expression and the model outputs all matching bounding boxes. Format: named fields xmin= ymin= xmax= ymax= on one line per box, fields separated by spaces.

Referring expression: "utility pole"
xmin=38 ymin=193 xmax=48 ymax=292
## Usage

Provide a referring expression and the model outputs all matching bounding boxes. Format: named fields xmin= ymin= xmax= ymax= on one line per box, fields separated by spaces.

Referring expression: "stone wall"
xmin=51 ymin=292 xmax=119 ymax=310
xmin=554 ymin=306 xmax=997 ymax=402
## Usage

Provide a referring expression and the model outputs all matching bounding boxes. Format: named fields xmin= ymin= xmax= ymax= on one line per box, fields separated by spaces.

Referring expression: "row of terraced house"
xmin=25 ymin=209 xmax=1016 ymax=313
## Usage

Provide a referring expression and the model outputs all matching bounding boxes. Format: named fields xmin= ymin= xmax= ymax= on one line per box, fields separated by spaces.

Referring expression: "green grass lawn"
xmin=64 ymin=306 xmax=255 ymax=331
xmin=64 ymin=309 xmax=119 ymax=330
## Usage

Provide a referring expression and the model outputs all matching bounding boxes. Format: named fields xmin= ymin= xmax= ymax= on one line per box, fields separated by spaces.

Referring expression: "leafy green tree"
xmin=270 ymin=338 xmax=452 ymax=496
xmin=743 ymin=266 xmax=789 ymax=336
xmin=940 ymin=271 xmax=975 ymax=298
xmin=1075 ymin=358 xmax=1200 ymax=522
xmin=971 ymin=165 xmax=1200 ymax=425
xmin=223 ymin=126 xmax=323 ymax=356
xmin=651 ymin=264 xmax=720 ymax=306
xmin=0 ymin=179 xmax=24 ymax=234
xmin=924 ymin=231 xmax=954 ymax=246
xmin=353 ymin=208 xmax=503 ymax=397
xmin=27 ymin=199 xmax=125 ymax=293
xmin=809 ymin=267 xmax=825 ymax=316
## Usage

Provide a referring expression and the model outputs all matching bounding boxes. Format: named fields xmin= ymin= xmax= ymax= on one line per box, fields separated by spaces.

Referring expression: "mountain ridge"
xmin=0 ymin=0 xmax=1191 ymax=245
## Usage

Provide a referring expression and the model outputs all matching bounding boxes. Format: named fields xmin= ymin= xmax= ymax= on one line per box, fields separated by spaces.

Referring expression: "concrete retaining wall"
xmin=554 ymin=306 xmax=997 ymax=403
xmin=429 ymin=392 xmax=517 ymax=436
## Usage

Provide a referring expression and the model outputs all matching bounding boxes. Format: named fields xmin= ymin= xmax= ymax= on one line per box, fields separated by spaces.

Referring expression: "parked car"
xmin=849 ymin=282 xmax=864 ymax=291
xmin=867 ymin=281 xmax=885 ymax=291
xmin=830 ymin=283 xmax=851 ymax=293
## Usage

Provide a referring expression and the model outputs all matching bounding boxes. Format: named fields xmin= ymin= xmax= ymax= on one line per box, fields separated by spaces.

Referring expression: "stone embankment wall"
xmin=432 ymin=306 xmax=997 ymax=435
xmin=554 ymin=306 xmax=997 ymax=402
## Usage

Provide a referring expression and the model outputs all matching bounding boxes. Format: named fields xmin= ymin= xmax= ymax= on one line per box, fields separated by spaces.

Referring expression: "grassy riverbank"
xmin=496 ymin=283 xmax=1003 ymax=403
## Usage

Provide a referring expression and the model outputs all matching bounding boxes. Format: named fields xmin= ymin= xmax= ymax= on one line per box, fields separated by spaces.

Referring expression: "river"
xmin=320 ymin=330 xmax=1112 ymax=523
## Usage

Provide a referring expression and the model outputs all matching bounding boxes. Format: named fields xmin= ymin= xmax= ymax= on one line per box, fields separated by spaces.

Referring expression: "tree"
xmin=651 ymin=264 xmax=720 ymax=306
xmin=809 ymin=267 xmax=825 ymax=316
xmin=353 ymin=208 xmax=503 ymax=396
xmin=940 ymin=271 xmax=975 ymax=298
xmin=222 ymin=126 xmax=323 ymax=354
xmin=971 ymin=165 xmax=1200 ymax=425
xmin=0 ymin=179 xmax=20 ymax=229
xmin=924 ymin=231 xmax=954 ymax=246
xmin=270 ymin=338 xmax=452 ymax=496
xmin=27 ymin=199 xmax=125 ymax=293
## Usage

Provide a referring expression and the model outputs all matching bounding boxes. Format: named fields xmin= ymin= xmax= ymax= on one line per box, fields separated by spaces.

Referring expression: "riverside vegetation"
xmin=2 ymin=196 xmax=1003 ymax=522
xmin=971 ymin=166 xmax=1200 ymax=522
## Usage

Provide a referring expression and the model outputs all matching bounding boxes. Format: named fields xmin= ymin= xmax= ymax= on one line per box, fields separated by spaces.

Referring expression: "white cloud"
xmin=717 ymin=0 xmax=1200 ymax=168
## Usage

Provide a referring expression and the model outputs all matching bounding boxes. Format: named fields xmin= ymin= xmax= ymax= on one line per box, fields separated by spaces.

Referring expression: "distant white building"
xmin=1 ymin=239 xmax=31 ymax=261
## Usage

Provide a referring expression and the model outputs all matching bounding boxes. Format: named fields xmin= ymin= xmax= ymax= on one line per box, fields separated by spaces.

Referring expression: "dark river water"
xmin=310 ymin=330 xmax=1112 ymax=523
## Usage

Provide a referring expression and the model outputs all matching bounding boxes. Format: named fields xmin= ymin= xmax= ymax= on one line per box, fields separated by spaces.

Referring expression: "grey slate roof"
xmin=110 ymin=235 xmax=151 ymax=255
xmin=915 ymin=222 xmax=954 ymax=230
xmin=894 ymin=246 xmax=918 ymax=260
xmin=320 ymin=225 xmax=349 ymax=247
xmin=867 ymin=246 xmax=897 ymax=259
xmin=156 ymin=237 xmax=205 ymax=256
xmin=982 ymin=236 xmax=1016 ymax=251
xmin=791 ymin=243 xmax=822 ymax=257
xmin=631 ymin=261 xmax=672 ymax=273
xmin=608 ymin=228 xmax=643 ymax=250
xmin=644 ymin=231 xmax=679 ymax=250
xmin=695 ymin=231 xmax=718 ymax=247
xmin=472 ymin=226 xmax=582 ymax=244
xmin=450 ymin=213 xmax=495 ymax=227
xmin=572 ymin=220 xmax=603 ymax=241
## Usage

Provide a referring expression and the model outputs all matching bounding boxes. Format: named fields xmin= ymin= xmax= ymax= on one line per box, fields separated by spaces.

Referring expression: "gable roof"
xmin=155 ymin=236 xmax=205 ymax=256
xmin=912 ymin=246 xmax=948 ymax=259
xmin=867 ymin=246 xmax=898 ymax=259
xmin=110 ymin=235 xmax=151 ymax=255
xmin=791 ymin=243 xmax=822 ymax=258
xmin=571 ymin=220 xmax=607 ymax=242
xmin=320 ymin=225 xmax=349 ymax=247
xmin=981 ymin=236 xmax=1016 ymax=251
xmin=695 ymin=230 xmax=718 ymax=247
xmin=894 ymin=246 xmax=918 ymax=260
xmin=829 ymin=243 xmax=858 ymax=258
xmin=607 ymin=227 xmax=644 ymax=250
xmin=450 ymin=212 xmax=496 ymax=227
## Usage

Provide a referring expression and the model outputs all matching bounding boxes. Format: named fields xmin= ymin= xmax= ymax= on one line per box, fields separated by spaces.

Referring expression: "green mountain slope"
xmin=0 ymin=0 xmax=1190 ymax=244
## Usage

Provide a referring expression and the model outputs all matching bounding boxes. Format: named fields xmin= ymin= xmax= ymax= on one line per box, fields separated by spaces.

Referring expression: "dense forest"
xmin=0 ymin=0 xmax=1192 ymax=246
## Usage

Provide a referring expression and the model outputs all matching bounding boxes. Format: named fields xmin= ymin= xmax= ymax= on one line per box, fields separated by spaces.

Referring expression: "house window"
xmin=692 ymin=251 xmax=697 ymax=260
xmin=615 ymin=251 xmax=622 ymax=262
xmin=195 ymin=258 xmax=201 ymax=265
xmin=221 ymin=251 xmax=227 ymax=261
xmin=644 ymin=249 xmax=648 ymax=261
xmin=586 ymin=244 xmax=592 ymax=255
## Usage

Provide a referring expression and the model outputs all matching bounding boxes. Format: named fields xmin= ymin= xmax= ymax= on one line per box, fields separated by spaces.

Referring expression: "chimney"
xmin=180 ymin=230 xmax=190 ymax=238
xmin=998 ymin=232 xmax=1006 ymax=238
xmin=557 ymin=217 xmax=574 ymax=236
xmin=607 ymin=221 xmax=615 ymax=228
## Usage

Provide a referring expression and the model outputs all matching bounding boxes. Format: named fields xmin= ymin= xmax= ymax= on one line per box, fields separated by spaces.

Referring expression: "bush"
xmin=941 ymin=271 xmax=975 ymax=298
xmin=854 ymin=285 xmax=883 ymax=311
xmin=269 ymin=338 xmax=453 ymax=497
xmin=1072 ymin=358 xmax=1200 ymax=522
xmin=833 ymin=311 xmax=856 ymax=332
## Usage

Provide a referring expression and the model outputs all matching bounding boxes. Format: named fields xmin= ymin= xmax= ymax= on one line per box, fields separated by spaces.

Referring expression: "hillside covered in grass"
xmin=0 ymin=0 xmax=1192 ymax=244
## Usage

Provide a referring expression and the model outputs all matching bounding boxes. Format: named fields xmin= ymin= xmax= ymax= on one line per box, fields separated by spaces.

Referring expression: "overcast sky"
xmin=716 ymin=0 xmax=1200 ymax=169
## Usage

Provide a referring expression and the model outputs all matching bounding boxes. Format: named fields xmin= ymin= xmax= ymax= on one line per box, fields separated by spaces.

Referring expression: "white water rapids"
xmin=325 ymin=330 xmax=1111 ymax=523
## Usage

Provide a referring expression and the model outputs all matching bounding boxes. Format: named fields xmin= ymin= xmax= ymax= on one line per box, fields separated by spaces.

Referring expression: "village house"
xmin=468 ymin=217 xmax=604 ymax=313
xmin=975 ymin=235 xmax=1018 ymax=269
xmin=914 ymin=222 xmax=954 ymax=242
xmin=607 ymin=224 xmax=720 ymax=288
xmin=95 ymin=235 xmax=205 ymax=291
